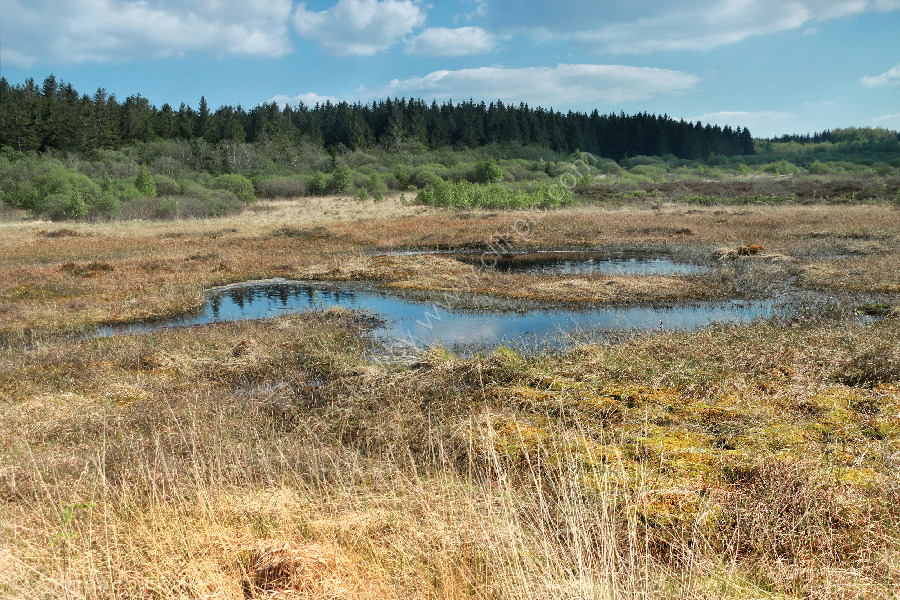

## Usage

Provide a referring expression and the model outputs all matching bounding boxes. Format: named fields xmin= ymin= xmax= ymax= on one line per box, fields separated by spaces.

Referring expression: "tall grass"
xmin=2 ymin=311 xmax=899 ymax=598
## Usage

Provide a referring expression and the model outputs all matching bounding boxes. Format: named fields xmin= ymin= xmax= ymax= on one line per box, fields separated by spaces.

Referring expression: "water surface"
xmin=386 ymin=250 xmax=707 ymax=276
xmin=99 ymin=281 xmax=774 ymax=351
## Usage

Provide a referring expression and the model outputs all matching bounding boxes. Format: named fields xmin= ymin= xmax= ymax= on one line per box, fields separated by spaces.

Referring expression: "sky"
xmin=1 ymin=0 xmax=898 ymax=138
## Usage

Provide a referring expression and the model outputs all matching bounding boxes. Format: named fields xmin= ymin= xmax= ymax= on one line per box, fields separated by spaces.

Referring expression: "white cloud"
xmin=462 ymin=0 xmax=489 ymax=21
xmin=861 ymin=63 xmax=900 ymax=88
xmin=871 ymin=113 xmax=900 ymax=128
xmin=0 ymin=0 xmax=294 ymax=67
xmin=513 ymin=0 xmax=898 ymax=53
xmin=405 ymin=27 xmax=497 ymax=56
xmin=293 ymin=0 xmax=426 ymax=56
xmin=270 ymin=92 xmax=342 ymax=107
xmin=364 ymin=63 xmax=699 ymax=106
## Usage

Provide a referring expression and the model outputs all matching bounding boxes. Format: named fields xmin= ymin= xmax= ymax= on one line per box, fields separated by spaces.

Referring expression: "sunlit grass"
xmin=1 ymin=197 xmax=899 ymax=598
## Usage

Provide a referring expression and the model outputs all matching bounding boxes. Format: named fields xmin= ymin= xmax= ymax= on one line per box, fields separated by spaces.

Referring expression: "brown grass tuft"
xmin=239 ymin=541 xmax=383 ymax=600
xmin=40 ymin=228 xmax=83 ymax=238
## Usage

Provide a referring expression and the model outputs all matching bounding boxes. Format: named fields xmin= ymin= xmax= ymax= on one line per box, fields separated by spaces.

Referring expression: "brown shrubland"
xmin=1 ymin=195 xmax=899 ymax=598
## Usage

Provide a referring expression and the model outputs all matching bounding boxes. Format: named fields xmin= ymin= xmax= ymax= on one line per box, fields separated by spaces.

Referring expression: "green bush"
xmin=474 ymin=160 xmax=503 ymax=184
xmin=629 ymin=164 xmax=668 ymax=180
xmin=153 ymin=197 xmax=180 ymax=219
xmin=254 ymin=176 xmax=307 ymax=199
xmin=624 ymin=155 xmax=667 ymax=167
xmin=416 ymin=180 xmax=575 ymax=209
xmin=43 ymin=189 xmax=88 ymax=221
xmin=101 ymin=177 xmax=143 ymax=203
xmin=760 ymin=160 xmax=799 ymax=175
xmin=365 ymin=173 xmax=387 ymax=200
xmin=391 ymin=164 xmax=414 ymax=189
xmin=807 ymin=161 xmax=838 ymax=175
xmin=331 ymin=166 xmax=353 ymax=193
xmin=310 ymin=171 xmax=328 ymax=195
xmin=134 ymin=165 xmax=157 ymax=196
xmin=153 ymin=174 xmax=182 ymax=196
xmin=411 ymin=164 xmax=449 ymax=189
xmin=90 ymin=193 xmax=120 ymax=219
xmin=187 ymin=189 xmax=242 ymax=217
xmin=213 ymin=173 xmax=255 ymax=202
xmin=598 ymin=161 xmax=623 ymax=175
xmin=30 ymin=168 xmax=100 ymax=219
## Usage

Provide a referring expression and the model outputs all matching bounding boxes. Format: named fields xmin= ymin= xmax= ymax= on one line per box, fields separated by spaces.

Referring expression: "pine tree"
xmin=135 ymin=165 xmax=156 ymax=197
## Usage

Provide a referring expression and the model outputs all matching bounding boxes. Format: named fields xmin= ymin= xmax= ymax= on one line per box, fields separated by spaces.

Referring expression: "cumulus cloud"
xmin=861 ymin=63 xmax=900 ymax=88
xmin=364 ymin=63 xmax=699 ymax=106
xmin=405 ymin=27 xmax=497 ymax=56
xmin=293 ymin=0 xmax=426 ymax=56
xmin=0 ymin=0 xmax=294 ymax=68
xmin=270 ymin=92 xmax=342 ymax=107
xmin=502 ymin=0 xmax=899 ymax=53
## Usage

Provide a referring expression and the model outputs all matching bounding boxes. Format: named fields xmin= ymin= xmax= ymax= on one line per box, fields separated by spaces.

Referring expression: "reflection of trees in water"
xmin=206 ymin=284 xmax=359 ymax=321
xmin=209 ymin=294 xmax=222 ymax=319
xmin=454 ymin=252 xmax=704 ymax=276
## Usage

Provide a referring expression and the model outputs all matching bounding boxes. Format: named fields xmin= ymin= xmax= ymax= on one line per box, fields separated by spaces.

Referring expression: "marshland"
xmin=1 ymin=90 xmax=900 ymax=599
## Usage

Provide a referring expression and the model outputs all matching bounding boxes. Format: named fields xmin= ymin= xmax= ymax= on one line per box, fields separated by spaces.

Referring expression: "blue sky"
xmin=1 ymin=0 xmax=898 ymax=137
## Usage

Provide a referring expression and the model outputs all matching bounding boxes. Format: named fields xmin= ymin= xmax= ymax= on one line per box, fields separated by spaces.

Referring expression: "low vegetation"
xmin=0 ymin=192 xmax=899 ymax=598
xmin=2 ymin=78 xmax=900 ymax=598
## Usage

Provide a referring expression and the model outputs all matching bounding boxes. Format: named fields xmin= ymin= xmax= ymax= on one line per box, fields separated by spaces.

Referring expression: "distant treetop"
xmin=0 ymin=74 xmax=755 ymax=160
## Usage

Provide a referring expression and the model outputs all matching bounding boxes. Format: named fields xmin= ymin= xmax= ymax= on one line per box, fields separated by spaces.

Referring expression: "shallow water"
xmin=464 ymin=251 xmax=707 ymax=276
xmin=98 ymin=281 xmax=774 ymax=351
xmin=389 ymin=250 xmax=708 ymax=276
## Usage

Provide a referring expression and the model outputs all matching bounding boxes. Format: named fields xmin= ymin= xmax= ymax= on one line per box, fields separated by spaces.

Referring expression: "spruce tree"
xmin=135 ymin=165 xmax=156 ymax=197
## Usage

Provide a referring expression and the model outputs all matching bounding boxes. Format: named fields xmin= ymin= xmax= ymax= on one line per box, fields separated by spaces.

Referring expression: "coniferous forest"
xmin=2 ymin=75 xmax=898 ymax=222
xmin=0 ymin=76 xmax=754 ymax=160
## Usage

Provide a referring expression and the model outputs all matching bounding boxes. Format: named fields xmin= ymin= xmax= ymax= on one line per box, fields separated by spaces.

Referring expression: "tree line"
xmin=0 ymin=75 xmax=755 ymax=160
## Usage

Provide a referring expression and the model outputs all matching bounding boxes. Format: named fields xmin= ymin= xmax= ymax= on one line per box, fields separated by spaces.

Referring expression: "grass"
xmin=2 ymin=312 xmax=898 ymax=598
xmin=1 ymin=186 xmax=900 ymax=598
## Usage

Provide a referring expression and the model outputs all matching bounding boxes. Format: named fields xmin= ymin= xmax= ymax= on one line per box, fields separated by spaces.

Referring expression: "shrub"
xmin=153 ymin=174 xmax=181 ymax=196
xmin=598 ymin=161 xmax=623 ymax=175
xmin=213 ymin=173 xmax=255 ymax=202
xmin=90 ymin=193 xmax=120 ymax=219
xmin=391 ymin=164 xmax=414 ymax=189
xmin=629 ymin=164 xmax=668 ymax=180
xmin=331 ymin=166 xmax=353 ymax=193
xmin=624 ymin=155 xmax=667 ymax=167
xmin=474 ymin=160 xmax=503 ymax=184
xmin=101 ymin=177 xmax=143 ymax=203
xmin=187 ymin=189 xmax=242 ymax=217
xmin=155 ymin=197 xmax=181 ymax=219
xmin=31 ymin=168 xmax=100 ymax=219
xmin=365 ymin=173 xmax=387 ymax=200
xmin=310 ymin=171 xmax=328 ymax=196
xmin=760 ymin=160 xmax=798 ymax=175
xmin=411 ymin=164 xmax=448 ymax=189
xmin=254 ymin=176 xmax=307 ymax=199
xmin=807 ymin=161 xmax=837 ymax=175
xmin=134 ymin=165 xmax=157 ymax=196
xmin=44 ymin=189 xmax=88 ymax=221
xmin=416 ymin=180 xmax=575 ymax=209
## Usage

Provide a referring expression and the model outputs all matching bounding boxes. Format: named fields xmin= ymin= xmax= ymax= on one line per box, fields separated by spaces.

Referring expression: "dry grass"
xmin=2 ymin=311 xmax=899 ymax=598
xmin=2 ymin=197 xmax=900 ymax=598
xmin=2 ymin=201 xmax=897 ymax=339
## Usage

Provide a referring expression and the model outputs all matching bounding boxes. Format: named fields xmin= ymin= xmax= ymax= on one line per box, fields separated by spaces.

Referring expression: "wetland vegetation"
xmin=1 ymin=76 xmax=900 ymax=599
